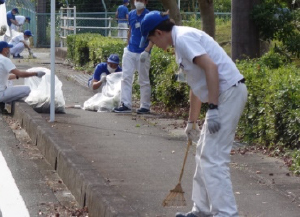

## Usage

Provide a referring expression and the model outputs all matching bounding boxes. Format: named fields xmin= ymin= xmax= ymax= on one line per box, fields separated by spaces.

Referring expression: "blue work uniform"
xmin=6 ymin=11 xmax=15 ymax=26
xmin=117 ymin=5 xmax=129 ymax=23
xmin=127 ymin=9 xmax=149 ymax=53
xmin=88 ymin=63 xmax=122 ymax=86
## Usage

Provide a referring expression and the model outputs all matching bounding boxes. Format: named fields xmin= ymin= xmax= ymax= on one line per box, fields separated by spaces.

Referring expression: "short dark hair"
xmin=148 ymin=19 xmax=175 ymax=37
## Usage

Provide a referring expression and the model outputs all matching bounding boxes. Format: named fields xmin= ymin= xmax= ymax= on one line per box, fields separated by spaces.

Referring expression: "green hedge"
xmin=237 ymin=59 xmax=300 ymax=149
xmin=66 ymin=33 xmax=126 ymax=67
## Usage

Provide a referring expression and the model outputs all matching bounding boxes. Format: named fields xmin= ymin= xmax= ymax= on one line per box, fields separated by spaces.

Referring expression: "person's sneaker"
xmin=0 ymin=102 xmax=9 ymax=115
xmin=113 ymin=103 xmax=131 ymax=113
xmin=137 ymin=108 xmax=150 ymax=114
xmin=13 ymin=54 xmax=24 ymax=59
xmin=176 ymin=211 xmax=212 ymax=217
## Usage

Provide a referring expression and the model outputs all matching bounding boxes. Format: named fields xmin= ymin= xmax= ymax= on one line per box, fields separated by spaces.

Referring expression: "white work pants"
xmin=120 ymin=47 xmax=151 ymax=109
xmin=118 ymin=23 xmax=128 ymax=42
xmin=10 ymin=42 xmax=25 ymax=56
xmin=192 ymin=83 xmax=248 ymax=217
xmin=0 ymin=86 xmax=31 ymax=103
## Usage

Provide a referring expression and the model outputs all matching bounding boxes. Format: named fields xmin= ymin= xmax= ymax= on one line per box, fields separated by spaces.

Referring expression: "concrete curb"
xmin=12 ymin=102 xmax=139 ymax=217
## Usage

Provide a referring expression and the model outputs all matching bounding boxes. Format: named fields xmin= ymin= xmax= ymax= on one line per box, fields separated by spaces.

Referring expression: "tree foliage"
xmin=252 ymin=1 xmax=300 ymax=57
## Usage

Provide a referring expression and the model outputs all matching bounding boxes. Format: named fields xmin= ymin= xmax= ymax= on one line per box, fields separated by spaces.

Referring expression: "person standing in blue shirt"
xmin=6 ymin=8 xmax=19 ymax=42
xmin=115 ymin=0 xmax=129 ymax=41
xmin=88 ymin=54 xmax=122 ymax=91
xmin=113 ymin=0 xmax=153 ymax=114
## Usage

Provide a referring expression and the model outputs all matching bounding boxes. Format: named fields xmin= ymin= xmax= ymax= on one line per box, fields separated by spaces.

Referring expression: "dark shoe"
xmin=113 ymin=103 xmax=131 ymax=113
xmin=176 ymin=211 xmax=212 ymax=217
xmin=13 ymin=54 xmax=23 ymax=59
xmin=137 ymin=108 xmax=150 ymax=114
xmin=0 ymin=102 xmax=4 ymax=111
xmin=176 ymin=212 xmax=198 ymax=217
xmin=0 ymin=102 xmax=9 ymax=115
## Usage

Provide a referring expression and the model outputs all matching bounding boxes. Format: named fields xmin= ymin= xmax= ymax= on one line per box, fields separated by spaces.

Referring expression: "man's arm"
xmin=92 ymin=79 xmax=105 ymax=90
xmin=144 ymin=41 xmax=153 ymax=52
xmin=10 ymin=19 xmax=18 ymax=26
xmin=127 ymin=26 xmax=131 ymax=45
xmin=11 ymin=69 xmax=39 ymax=78
xmin=188 ymin=89 xmax=202 ymax=122
xmin=193 ymin=54 xmax=219 ymax=105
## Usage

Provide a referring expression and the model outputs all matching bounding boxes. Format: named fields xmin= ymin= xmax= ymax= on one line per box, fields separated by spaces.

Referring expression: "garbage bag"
xmin=24 ymin=67 xmax=66 ymax=113
xmin=83 ymin=72 xmax=122 ymax=112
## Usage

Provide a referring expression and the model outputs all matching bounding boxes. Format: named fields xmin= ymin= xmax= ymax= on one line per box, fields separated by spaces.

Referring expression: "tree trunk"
xmin=37 ymin=0 xmax=47 ymax=47
xmin=198 ymin=0 xmax=215 ymax=38
xmin=231 ymin=0 xmax=261 ymax=61
xmin=160 ymin=0 xmax=182 ymax=25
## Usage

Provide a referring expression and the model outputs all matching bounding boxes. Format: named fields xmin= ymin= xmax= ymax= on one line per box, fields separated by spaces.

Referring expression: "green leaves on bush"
xmin=66 ymin=33 xmax=126 ymax=67
xmin=237 ymin=59 xmax=300 ymax=150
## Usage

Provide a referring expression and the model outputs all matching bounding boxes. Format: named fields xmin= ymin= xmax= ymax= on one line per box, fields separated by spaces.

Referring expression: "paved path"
xmin=5 ymin=48 xmax=300 ymax=217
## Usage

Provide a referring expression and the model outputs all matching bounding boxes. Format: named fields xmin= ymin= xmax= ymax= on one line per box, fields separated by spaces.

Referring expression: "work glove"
xmin=140 ymin=51 xmax=150 ymax=63
xmin=100 ymin=74 xmax=107 ymax=83
xmin=206 ymin=109 xmax=221 ymax=134
xmin=36 ymin=71 xmax=46 ymax=78
xmin=185 ymin=122 xmax=200 ymax=142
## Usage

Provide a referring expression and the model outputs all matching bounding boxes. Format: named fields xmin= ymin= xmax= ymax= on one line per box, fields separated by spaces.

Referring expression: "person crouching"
xmin=9 ymin=29 xmax=33 ymax=59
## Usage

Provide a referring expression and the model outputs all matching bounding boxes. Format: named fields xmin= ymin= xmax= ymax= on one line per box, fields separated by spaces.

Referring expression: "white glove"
xmin=206 ymin=109 xmax=221 ymax=134
xmin=36 ymin=71 xmax=46 ymax=78
xmin=140 ymin=51 xmax=150 ymax=63
xmin=100 ymin=74 xmax=107 ymax=83
xmin=185 ymin=122 xmax=200 ymax=141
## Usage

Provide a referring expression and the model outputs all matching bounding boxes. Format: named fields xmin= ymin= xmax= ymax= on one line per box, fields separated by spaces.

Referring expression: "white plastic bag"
xmin=24 ymin=67 xmax=66 ymax=113
xmin=83 ymin=72 xmax=122 ymax=112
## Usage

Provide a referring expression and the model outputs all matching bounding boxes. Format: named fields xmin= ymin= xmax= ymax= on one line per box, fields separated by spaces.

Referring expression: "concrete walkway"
xmin=5 ymin=48 xmax=300 ymax=217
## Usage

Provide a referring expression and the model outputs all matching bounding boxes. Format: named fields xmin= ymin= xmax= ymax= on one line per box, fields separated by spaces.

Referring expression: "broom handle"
xmin=178 ymin=122 xmax=195 ymax=183
xmin=178 ymin=139 xmax=192 ymax=183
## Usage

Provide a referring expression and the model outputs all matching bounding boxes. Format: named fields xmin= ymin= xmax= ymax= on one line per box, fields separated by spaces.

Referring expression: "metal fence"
xmin=5 ymin=0 xmax=37 ymax=46
xmin=4 ymin=0 xmax=231 ymax=48
xmin=58 ymin=8 xmax=231 ymax=48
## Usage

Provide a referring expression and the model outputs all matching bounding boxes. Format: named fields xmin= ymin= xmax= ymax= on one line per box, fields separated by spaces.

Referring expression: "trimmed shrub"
xmin=237 ymin=59 xmax=300 ymax=149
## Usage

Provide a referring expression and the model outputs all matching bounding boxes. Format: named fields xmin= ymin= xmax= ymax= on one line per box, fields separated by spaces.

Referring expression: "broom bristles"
xmin=162 ymin=183 xmax=186 ymax=207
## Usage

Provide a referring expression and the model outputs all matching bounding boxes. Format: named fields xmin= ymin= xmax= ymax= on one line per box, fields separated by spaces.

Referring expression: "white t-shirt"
xmin=0 ymin=54 xmax=16 ymax=91
xmin=9 ymin=33 xmax=25 ymax=46
xmin=11 ymin=16 xmax=26 ymax=30
xmin=172 ymin=26 xmax=243 ymax=103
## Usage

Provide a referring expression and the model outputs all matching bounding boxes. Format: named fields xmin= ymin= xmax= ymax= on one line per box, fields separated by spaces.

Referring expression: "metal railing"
xmin=59 ymin=6 xmax=129 ymax=47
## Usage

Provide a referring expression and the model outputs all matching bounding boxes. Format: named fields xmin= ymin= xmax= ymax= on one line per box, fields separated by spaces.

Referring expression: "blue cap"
xmin=0 ymin=41 xmax=13 ymax=52
xmin=123 ymin=0 xmax=129 ymax=3
xmin=12 ymin=8 xmax=19 ymax=13
xmin=26 ymin=17 xmax=31 ymax=23
xmin=107 ymin=54 xmax=119 ymax=64
xmin=140 ymin=11 xmax=169 ymax=48
xmin=0 ymin=0 xmax=6 ymax=5
xmin=24 ymin=30 xmax=33 ymax=36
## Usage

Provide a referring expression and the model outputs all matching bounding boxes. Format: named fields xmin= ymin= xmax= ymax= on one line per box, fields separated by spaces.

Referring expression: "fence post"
xmin=74 ymin=6 xmax=76 ymax=35
xmin=108 ymin=17 xmax=111 ymax=37
xmin=60 ymin=7 xmax=63 ymax=47
xmin=67 ymin=7 xmax=71 ymax=38
xmin=63 ymin=9 xmax=67 ymax=47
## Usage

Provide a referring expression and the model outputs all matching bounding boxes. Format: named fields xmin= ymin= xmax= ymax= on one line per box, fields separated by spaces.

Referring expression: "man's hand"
xmin=185 ymin=122 xmax=200 ymax=141
xmin=140 ymin=51 xmax=150 ymax=63
xmin=36 ymin=71 xmax=46 ymax=78
xmin=206 ymin=109 xmax=221 ymax=134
